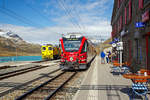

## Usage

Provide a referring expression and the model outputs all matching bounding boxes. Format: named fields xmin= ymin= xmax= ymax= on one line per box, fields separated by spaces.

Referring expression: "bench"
xmin=132 ymin=69 xmax=150 ymax=100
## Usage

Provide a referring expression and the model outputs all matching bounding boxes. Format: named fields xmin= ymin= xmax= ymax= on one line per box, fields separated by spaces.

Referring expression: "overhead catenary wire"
xmin=24 ymin=2 xmax=51 ymax=23
xmin=0 ymin=2 xmax=44 ymax=27
xmin=61 ymin=0 xmax=82 ymax=29
xmin=56 ymin=0 xmax=82 ymax=30
xmin=62 ymin=0 xmax=85 ymax=30
xmin=0 ymin=8 xmax=34 ymax=26
xmin=5 ymin=8 xmax=44 ymax=27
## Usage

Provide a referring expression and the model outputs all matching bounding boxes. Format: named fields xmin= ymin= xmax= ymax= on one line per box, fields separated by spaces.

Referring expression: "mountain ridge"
xmin=0 ymin=30 xmax=41 ymax=57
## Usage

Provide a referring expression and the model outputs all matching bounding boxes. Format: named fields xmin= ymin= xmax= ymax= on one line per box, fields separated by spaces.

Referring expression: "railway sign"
xmin=116 ymin=42 xmax=123 ymax=50
xmin=112 ymin=43 xmax=116 ymax=47
xmin=135 ymin=22 xmax=145 ymax=28
xmin=114 ymin=38 xmax=119 ymax=42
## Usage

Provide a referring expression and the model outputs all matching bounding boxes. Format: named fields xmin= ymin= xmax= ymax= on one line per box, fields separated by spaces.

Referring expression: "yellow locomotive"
xmin=41 ymin=44 xmax=61 ymax=60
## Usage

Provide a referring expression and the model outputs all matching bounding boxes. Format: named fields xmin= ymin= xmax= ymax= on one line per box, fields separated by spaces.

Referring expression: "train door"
xmin=146 ymin=32 xmax=150 ymax=69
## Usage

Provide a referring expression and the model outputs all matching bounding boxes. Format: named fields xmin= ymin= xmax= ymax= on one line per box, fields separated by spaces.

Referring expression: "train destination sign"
xmin=63 ymin=37 xmax=82 ymax=41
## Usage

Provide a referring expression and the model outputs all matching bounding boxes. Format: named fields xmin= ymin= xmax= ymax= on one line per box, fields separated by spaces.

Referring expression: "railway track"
xmin=0 ymin=68 xmax=62 ymax=99
xmin=0 ymin=65 xmax=17 ymax=70
xmin=32 ymin=59 xmax=60 ymax=63
xmin=0 ymin=59 xmax=59 ymax=71
xmin=0 ymin=64 xmax=58 ymax=80
xmin=15 ymin=71 xmax=77 ymax=100
xmin=32 ymin=60 xmax=51 ymax=63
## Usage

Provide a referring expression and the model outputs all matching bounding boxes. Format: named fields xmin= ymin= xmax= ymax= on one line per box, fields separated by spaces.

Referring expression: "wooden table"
xmin=123 ymin=73 xmax=150 ymax=83
xmin=123 ymin=73 xmax=149 ymax=100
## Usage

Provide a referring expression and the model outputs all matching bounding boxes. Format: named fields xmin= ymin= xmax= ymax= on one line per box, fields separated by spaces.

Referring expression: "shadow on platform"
xmin=77 ymin=85 xmax=143 ymax=100
xmin=120 ymin=88 xmax=143 ymax=99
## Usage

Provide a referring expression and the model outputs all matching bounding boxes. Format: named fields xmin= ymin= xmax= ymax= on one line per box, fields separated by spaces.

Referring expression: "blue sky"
xmin=0 ymin=0 xmax=114 ymax=44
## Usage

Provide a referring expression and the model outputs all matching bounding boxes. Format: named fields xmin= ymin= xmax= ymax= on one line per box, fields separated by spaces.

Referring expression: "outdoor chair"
xmin=111 ymin=62 xmax=122 ymax=73
xmin=121 ymin=61 xmax=131 ymax=74
xmin=123 ymin=69 xmax=150 ymax=100
xmin=130 ymin=69 xmax=150 ymax=100
xmin=111 ymin=61 xmax=130 ymax=74
xmin=131 ymin=83 xmax=148 ymax=100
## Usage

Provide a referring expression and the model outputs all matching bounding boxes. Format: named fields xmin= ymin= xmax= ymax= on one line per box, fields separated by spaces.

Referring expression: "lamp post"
xmin=116 ymin=39 xmax=123 ymax=67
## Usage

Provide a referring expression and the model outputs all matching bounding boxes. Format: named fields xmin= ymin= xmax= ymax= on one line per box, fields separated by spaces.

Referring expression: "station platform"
xmin=73 ymin=56 xmax=150 ymax=100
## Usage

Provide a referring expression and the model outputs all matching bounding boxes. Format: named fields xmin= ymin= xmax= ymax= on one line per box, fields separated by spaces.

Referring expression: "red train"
xmin=59 ymin=33 xmax=96 ymax=70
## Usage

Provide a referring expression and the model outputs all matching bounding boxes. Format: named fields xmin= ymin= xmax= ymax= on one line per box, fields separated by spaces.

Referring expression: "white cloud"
xmin=0 ymin=21 xmax=111 ymax=45
xmin=0 ymin=0 xmax=113 ymax=44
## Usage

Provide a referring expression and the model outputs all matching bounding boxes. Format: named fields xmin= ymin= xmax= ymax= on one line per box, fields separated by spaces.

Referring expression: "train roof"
xmin=63 ymin=33 xmax=83 ymax=38
xmin=42 ymin=44 xmax=53 ymax=46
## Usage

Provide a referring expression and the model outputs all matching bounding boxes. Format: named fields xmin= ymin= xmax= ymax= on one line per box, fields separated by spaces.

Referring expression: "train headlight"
xmin=70 ymin=57 xmax=73 ymax=61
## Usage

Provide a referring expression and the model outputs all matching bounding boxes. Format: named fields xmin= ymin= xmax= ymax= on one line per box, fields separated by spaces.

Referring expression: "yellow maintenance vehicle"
xmin=41 ymin=44 xmax=61 ymax=60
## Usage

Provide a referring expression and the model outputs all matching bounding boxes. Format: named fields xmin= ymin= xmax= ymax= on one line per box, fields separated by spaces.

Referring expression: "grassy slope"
xmin=95 ymin=38 xmax=112 ymax=54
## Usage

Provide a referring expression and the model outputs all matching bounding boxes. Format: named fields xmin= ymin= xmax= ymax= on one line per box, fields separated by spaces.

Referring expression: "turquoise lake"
xmin=0 ymin=56 xmax=42 ymax=63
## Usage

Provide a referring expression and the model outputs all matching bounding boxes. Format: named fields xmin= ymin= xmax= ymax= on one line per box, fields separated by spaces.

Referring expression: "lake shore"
xmin=0 ymin=51 xmax=41 ymax=57
xmin=0 ymin=56 xmax=42 ymax=63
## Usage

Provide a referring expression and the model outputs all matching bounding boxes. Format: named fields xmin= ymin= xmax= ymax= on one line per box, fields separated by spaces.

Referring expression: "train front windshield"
xmin=63 ymin=39 xmax=81 ymax=52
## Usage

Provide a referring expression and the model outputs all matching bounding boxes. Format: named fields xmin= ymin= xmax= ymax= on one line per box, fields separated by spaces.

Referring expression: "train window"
xmin=48 ymin=47 xmax=53 ymax=50
xmin=63 ymin=40 xmax=81 ymax=52
xmin=43 ymin=47 xmax=46 ymax=50
xmin=60 ymin=45 xmax=63 ymax=53
xmin=84 ymin=42 xmax=87 ymax=52
xmin=81 ymin=41 xmax=87 ymax=53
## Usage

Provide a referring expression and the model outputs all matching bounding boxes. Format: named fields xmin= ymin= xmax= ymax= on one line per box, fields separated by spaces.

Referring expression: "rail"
xmin=0 ymin=68 xmax=61 ymax=97
xmin=0 ymin=64 xmax=57 ymax=80
xmin=45 ymin=72 xmax=76 ymax=100
xmin=15 ymin=71 xmax=77 ymax=100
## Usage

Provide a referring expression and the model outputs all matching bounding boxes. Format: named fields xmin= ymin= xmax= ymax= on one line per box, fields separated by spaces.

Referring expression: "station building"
xmin=111 ymin=0 xmax=150 ymax=72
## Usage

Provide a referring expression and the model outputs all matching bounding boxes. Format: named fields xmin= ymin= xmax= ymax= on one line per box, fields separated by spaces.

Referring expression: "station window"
xmin=126 ymin=5 xmax=129 ymax=23
xmin=148 ymin=36 xmax=150 ymax=69
xmin=146 ymin=35 xmax=150 ymax=69
xmin=125 ymin=7 xmax=127 ymax=24
xmin=144 ymin=0 xmax=150 ymax=5
xmin=135 ymin=39 xmax=141 ymax=63
xmin=128 ymin=40 xmax=132 ymax=62
xmin=118 ymin=0 xmax=124 ymax=9
xmin=118 ymin=0 xmax=120 ymax=8
xmin=119 ymin=16 xmax=123 ymax=31
xmin=139 ymin=0 xmax=143 ymax=9
xmin=128 ymin=0 xmax=132 ymax=22
xmin=125 ymin=0 xmax=132 ymax=24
